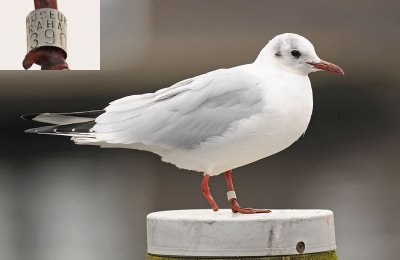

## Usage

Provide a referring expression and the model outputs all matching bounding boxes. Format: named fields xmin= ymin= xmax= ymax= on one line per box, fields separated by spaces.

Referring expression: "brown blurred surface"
xmin=0 ymin=1 xmax=399 ymax=260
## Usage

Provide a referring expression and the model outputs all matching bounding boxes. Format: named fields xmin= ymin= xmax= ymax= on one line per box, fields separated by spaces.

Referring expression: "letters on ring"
xmin=26 ymin=8 xmax=67 ymax=55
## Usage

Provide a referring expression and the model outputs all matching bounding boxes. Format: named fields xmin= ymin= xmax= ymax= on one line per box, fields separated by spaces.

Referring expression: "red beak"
xmin=307 ymin=60 xmax=344 ymax=75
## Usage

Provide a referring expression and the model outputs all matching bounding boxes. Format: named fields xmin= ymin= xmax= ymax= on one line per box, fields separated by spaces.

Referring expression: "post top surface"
xmin=147 ymin=209 xmax=336 ymax=257
xmin=148 ymin=209 xmax=333 ymax=221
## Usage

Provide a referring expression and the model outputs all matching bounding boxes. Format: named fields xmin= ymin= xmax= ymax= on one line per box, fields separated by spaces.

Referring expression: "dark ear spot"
xmin=275 ymin=51 xmax=282 ymax=57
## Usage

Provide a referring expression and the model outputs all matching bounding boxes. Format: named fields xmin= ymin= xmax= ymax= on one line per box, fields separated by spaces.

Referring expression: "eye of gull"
xmin=291 ymin=50 xmax=301 ymax=58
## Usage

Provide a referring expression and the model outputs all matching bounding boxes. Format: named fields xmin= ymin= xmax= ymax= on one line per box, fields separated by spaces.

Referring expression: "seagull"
xmin=23 ymin=33 xmax=344 ymax=214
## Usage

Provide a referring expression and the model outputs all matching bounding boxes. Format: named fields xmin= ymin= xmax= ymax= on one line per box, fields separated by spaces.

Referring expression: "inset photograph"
xmin=0 ymin=0 xmax=100 ymax=70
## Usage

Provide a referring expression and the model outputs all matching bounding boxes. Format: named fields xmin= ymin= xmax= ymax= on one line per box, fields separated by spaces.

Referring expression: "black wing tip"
xmin=21 ymin=113 xmax=40 ymax=121
xmin=24 ymin=125 xmax=57 ymax=134
xmin=21 ymin=110 xmax=105 ymax=121
xmin=24 ymin=122 xmax=95 ymax=135
xmin=24 ymin=128 xmax=38 ymax=134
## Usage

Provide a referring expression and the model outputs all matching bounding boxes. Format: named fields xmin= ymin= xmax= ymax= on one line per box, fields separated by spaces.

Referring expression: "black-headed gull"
xmin=23 ymin=33 xmax=344 ymax=214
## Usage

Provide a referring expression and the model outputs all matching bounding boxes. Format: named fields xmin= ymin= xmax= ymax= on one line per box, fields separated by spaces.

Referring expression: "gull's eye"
xmin=291 ymin=50 xmax=301 ymax=58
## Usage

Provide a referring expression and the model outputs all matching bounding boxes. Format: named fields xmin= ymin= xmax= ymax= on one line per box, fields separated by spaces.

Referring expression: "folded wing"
xmin=93 ymin=68 xmax=265 ymax=150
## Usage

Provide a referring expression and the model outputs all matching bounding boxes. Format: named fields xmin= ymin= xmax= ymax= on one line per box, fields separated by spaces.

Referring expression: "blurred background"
xmin=0 ymin=0 xmax=399 ymax=259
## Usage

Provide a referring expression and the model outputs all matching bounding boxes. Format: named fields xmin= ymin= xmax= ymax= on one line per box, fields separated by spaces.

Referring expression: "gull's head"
xmin=257 ymin=33 xmax=344 ymax=76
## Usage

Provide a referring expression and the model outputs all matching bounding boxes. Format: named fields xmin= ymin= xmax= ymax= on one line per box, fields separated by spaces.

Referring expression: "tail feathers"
xmin=22 ymin=110 xmax=104 ymax=125
xmin=25 ymin=121 xmax=96 ymax=136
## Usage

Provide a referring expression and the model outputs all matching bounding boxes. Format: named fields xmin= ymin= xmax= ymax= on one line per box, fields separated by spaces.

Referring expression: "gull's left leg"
xmin=201 ymin=173 xmax=219 ymax=211
xmin=224 ymin=170 xmax=271 ymax=214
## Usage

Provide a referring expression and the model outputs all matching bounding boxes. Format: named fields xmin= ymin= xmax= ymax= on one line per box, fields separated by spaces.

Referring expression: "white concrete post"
xmin=147 ymin=209 xmax=338 ymax=259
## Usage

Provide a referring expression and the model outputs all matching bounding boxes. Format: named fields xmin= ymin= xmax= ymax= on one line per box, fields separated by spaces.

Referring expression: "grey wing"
xmin=93 ymin=68 xmax=265 ymax=150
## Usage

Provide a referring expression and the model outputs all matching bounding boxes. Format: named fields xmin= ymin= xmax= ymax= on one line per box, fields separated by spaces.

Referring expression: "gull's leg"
xmin=200 ymin=173 xmax=219 ymax=211
xmin=224 ymin=170 xmax=271 ymax=214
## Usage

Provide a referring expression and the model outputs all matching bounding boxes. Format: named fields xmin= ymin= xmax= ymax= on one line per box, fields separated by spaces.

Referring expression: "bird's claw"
xmin=230 ymin=199 xmax=271 ymax=214
xmin=232 ymin=207 xmax=271 ymax=214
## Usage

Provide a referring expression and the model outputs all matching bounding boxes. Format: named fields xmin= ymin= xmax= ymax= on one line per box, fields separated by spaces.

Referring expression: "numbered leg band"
xmin=26 ymin=8 xmax=68 ymax=57
xmin=227 ymin=190 xmax=237 ymax=201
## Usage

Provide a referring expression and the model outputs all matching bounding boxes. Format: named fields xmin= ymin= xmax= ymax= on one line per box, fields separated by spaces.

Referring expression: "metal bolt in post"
xmin=23 ymin=0 xmax=69 ymax=70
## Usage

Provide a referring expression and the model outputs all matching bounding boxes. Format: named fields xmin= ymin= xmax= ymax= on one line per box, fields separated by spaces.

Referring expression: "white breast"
xmin=161 ymin=74 xmax=313 ymax=175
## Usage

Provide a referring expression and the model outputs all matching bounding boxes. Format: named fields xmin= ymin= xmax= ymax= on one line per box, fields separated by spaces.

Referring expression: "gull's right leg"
xmin=200 ymin=173 xmax=219 ymax=211
xmin=224 ymin=170 xmax=271 ymax=214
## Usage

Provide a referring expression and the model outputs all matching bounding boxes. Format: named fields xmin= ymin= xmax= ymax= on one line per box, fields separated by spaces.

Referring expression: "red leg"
xmin=224 ymin=170 xmax=271 ymax=214
xmin=200 ymin=173 xmax=219 ymax=211
xmin=23 ymin=47 xmax=69 ymax=70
